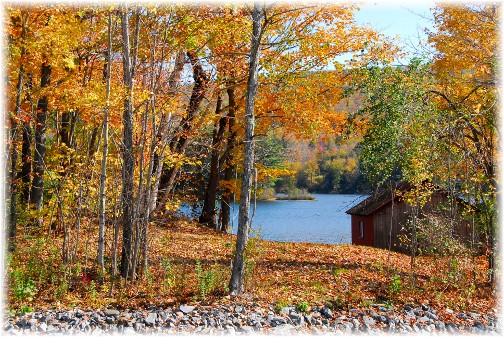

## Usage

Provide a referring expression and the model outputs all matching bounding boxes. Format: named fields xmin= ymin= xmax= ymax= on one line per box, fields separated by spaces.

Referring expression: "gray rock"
xmin=378 ymin=315 xmax=388 ymax=323
xmin=468 ymin=312 xmax=482 ymax=319
xmin=38 ymin=322 xmax=47 ymax=332
xmin=341 ymin=322 xmax=353 ymax=333
xmin=425 ymin=311 xmax=438 ymax=320
xmin=145 ymin=312 xmax=157 ymax=326
xmin=417 ymin=315 xmax=430 ymax=323
xmin=270 ymin=317 xmax=286 ymax=327
xmin=38 ymin=314 xmax=51 ymax=323
xmin=46 ymin=324 xmax=58 ymax=333
xmin=363 ymin=316 xmax=376 ymax=326
xmin=104 ymin=309 xmax=120 ymax=317
xmin=434 ymin=321 xmax=445 ymax=330
xmin=15 ymin=318 xmax=28 ymax=329
xmin=272 ymin=323 xmax=295 ymax=333
xmin=206 ymin=317 xmax=216 ymax=327
xmin=289 ymin=312 xmax=305 ymax=326
xmin=133 ymin=322 xmax=145 ymax=331
xmin=320 ymin=307 xmax=334 ymax=319
xmin=447 ymin=322 xmax=460 ymax=333
xmin=405 ymin=310 xmax=416 ymax=319
xmin=280 ymin=306 xmax=291 ymax=315
xmin=474 ymin=321 xmax=486 ymax=331
xmin=179 ymin=305 xmax=195 ymax=314
xmin=351 ymin=318 xmax=361 ymax=330
xmin=241 ymin=326 xmax=253 ymax=333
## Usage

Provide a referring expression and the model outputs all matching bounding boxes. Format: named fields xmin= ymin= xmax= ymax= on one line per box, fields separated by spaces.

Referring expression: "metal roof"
xmin=345 ymin=182 xmax=411 ymax=216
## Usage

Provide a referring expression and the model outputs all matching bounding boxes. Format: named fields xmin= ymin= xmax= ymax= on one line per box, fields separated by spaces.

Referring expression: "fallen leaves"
xmin=6 ymin=218 xmax=495 ymax=315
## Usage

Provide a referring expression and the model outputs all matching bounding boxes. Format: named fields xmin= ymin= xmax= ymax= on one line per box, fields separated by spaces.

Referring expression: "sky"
xmin=350 ymin=1 xmax=437 ymax=64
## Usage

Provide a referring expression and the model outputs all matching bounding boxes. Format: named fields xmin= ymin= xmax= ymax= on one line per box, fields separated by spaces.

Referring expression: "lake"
xmin=184 ymin=194 xmax=365 ymax=244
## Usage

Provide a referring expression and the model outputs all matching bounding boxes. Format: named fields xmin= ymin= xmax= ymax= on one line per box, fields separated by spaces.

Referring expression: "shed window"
xmin=359 ymin=220 xmax=364 ymax=239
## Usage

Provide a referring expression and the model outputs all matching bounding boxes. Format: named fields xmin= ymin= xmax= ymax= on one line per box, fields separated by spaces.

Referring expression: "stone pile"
xmin=3 ymin=303 xmax=499 ymax=335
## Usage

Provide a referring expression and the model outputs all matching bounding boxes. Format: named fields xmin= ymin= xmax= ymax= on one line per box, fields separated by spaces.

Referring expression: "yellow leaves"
xmin=63 ymin=57 xmax=76 ymax=70
xmin=429 ymin=4 xmax=498 ymax=94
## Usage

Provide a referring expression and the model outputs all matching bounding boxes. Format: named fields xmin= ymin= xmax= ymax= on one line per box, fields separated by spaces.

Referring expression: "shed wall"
xmin=373 ymin=199 xmax=411 ymax=253
xmin=371 ymin=191 xmax=474 ymax=254
xmin=351 ymin=215 xmax=374 ymax=247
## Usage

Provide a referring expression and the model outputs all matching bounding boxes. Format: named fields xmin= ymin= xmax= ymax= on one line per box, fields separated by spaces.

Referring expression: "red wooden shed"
xmin=346 ymin=182 xmax=473 ymax=254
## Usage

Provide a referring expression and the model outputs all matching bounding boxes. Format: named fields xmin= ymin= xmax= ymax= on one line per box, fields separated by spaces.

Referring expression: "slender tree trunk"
xmin=132 ymin=100 xmax=149 ymax=279
xmin=97 ymin=11 xmax=112 ymax=272
xmin=31 ymin=62 xmax=51 ymax=211
xmin=149 ymin=49 xmax=185 ymax=213
xmin=9 ymin=110 xmax=19 ymax=251
xmin=60 ymin=112 xmax=71 ymax=149
xmin=140 ymin=25 xmax=162 ymax=275
xmin=155 ymin=51 xmax=208 ymax=213
xmin=20 ymin=72 xmax=33 ymax=204
xmin=199 ymin=92 xmax=226 ymax=228
xmin=220 ymin=86 xmax=237 ymax=232
xmin=229 ymin=3 xmax=264 ymax=295
xmin=8 ymin=11 xmax=29 ymax=249
xmin=20 ymin=118 xmax=32 ymax=204
xmin=119 ymin=6 xmax=140 ymax=280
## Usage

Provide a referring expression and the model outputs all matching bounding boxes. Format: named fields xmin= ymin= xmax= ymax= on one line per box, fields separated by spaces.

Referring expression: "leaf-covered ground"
xmin=6 ymin=218 xmax=496 ymax=318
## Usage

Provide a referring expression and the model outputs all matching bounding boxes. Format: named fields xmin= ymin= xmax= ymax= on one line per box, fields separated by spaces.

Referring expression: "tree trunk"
xmin=155 ymin=50 xmax=208 ymax=212
xmin=149 ymin=49 xmax=185 ymax=213
xmin=8 ymin=10 xmax=29 ymax=250
xmin=97 ymin=10 xmax=112 ymax=272
xmin=30 ymin=62 xmax=51 ymax=211
xmin=229 ymin=3 xmax=264 ymax=295
xmin=199 ymin=92 xmax=226 ymax=228
xmin=60 ymin=112 xmax=71 ymax=149
xmin=220 ymin=86 xmax=237 ymax=232
xmin=20 ymin=116 xmax=32 ymax=204
xmin=119 ymin=6 xmax=139 ymax=280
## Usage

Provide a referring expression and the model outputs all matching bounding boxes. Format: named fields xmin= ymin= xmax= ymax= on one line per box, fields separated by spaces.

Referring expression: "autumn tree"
xmin=119 ymin=4 xmax=140 ymax=279
xmin=229 ymin=2 xmax=264 ymax=295
xmin=428 ymin=3 xmax=499 ymax=284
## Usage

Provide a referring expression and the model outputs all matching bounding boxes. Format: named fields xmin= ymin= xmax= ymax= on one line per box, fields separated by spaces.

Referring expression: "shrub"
xmin=274 ymin=299 xmax=289 ymax=313
xmin=296 ymin=301 xmax=309 ymax=312
xmin=388 ymin=275 xmax=402 ymax=296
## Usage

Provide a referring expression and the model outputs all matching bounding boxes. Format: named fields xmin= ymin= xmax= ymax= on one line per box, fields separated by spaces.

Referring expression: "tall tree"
xmin=220 ymin=85 xmax=239 ymax=232
xmin=199 ymin=92 xmax=226 ymax=227
xmin=30 ymin=61 xmax=51 ymax=211
xmin=119 ymin=5 xmax=140 ymax=279
xmin=229 ymin=2 xmax=264 ymax=295
xmin=155 ymin=50 xmax=209 ymax=213
xmin=97 ymin=10 xmax=113 ymax=273
xmin=428 ymin=3 xmax=499 ymax=284
xmin=7 ymin=9 xmax=29 ymax=249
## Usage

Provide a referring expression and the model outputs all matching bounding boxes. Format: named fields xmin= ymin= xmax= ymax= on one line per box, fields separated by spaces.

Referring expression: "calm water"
xmin=184 ymin=194 xmax=364 ymax=244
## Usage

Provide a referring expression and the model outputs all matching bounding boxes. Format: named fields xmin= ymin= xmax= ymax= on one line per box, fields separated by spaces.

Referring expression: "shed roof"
xmin=346 ymin=181 xmax=411 ymax=216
